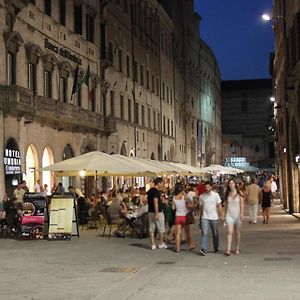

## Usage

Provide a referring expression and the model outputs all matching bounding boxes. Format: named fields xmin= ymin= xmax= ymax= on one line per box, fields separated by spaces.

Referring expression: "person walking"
xmin=172 ymin=183 xmax=188 ymax=252
xmin=147 ymin=177 xmax=168 ymax=250
xmin=223 ymin=179 xmax=244 ymax=256
xmin=246 ymin=178 xmax=261 ymax=224
xmin=260 ymin=181 xmax=273 ymax=224
xmin=199 ymin=181 xmax=222 ymax=256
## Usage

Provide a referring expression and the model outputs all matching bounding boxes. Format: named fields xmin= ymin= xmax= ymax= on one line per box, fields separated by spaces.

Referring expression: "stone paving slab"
xmin=0 ymin=200 xmax=300 ymax=300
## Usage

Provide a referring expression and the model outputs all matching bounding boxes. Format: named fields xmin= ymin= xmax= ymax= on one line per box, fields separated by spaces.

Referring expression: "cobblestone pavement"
xmin=1 ymin=200 xmax=300 ymax=300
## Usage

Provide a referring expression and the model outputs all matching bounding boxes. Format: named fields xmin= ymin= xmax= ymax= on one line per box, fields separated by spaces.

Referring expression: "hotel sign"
xmin=4 ymin=149 xmax=21 ymax=175
xmin=44 ymin=38 xmax=82 ymax=65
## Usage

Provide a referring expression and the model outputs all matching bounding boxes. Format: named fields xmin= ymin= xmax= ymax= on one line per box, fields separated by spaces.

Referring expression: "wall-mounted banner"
xmin=3 ymin=148 xmax=21 ymax=175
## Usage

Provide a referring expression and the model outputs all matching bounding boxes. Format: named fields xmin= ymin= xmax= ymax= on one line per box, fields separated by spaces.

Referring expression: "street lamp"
xmin=270 ymin=96 xmax=275 ymax=102
xmin=262 ymin=14 xmax=271 ymax=21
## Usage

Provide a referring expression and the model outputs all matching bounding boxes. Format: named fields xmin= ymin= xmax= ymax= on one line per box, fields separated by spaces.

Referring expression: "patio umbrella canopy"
xmin=111 ymin=154 xmax=164 ymax=175
xmin=169 ymin=162 xmax=203 ymax=175
xmin=41 ymin=151 xmax=156 ymax=176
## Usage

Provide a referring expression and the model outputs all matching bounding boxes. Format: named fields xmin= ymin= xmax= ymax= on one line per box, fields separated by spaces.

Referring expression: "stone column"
xmin=0 ymin=109 xmax=4 ymax=199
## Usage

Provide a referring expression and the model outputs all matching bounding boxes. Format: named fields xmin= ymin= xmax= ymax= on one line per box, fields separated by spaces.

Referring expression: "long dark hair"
xmin=174 ymin=182 xmax=184 ymax=196
xmin=224 ymin=179 xmax=242 ymax=202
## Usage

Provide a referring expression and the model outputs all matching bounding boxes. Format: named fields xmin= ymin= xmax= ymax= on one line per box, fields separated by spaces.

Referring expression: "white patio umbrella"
xmin=111 ymin=154 xmax=163 ymax=175
xmin=41 ymin=151 xmax=156 ymax=176
xmin=169 ymin=162 xmax=203 ymax=175
xmin=200 ymin=164 xmax=229 ymax=174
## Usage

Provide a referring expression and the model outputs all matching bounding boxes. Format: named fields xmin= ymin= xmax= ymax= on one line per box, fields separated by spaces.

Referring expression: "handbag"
xmin=186 ymin=211 xmax=195 ymax=225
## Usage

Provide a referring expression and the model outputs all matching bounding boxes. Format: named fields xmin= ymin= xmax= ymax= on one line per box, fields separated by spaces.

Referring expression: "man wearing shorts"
xmin=147 ymin=177 xmax=168 ymax=250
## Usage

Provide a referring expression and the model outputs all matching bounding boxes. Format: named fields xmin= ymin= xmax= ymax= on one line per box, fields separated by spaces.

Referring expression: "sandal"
xmin=225 ymin=251 xmax=231 ymax=256
xmin=235 ymin=249 xmax=240 ymax=255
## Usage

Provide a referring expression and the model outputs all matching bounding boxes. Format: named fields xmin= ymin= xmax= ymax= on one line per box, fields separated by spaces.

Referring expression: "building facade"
xmin=0 ymin=0 xmax=222 ymax=198
xmin=273 ymin=0 xmax=300 ymax=213
xmin=221 ymin=79 xmax=275 ymax=169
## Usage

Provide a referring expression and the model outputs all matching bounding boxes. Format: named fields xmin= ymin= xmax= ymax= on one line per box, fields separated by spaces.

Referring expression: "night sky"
xmin=195 ymin=0 xmax=274 ymax=81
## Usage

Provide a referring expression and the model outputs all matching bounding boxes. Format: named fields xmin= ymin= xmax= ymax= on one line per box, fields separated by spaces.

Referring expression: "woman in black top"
xmin=260 ymin=181 xmax=273 ymax=224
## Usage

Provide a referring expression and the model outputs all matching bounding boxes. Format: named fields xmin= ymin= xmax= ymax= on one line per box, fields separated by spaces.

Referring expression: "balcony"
xmin=0 ymin=85 xmax=116 ymax=136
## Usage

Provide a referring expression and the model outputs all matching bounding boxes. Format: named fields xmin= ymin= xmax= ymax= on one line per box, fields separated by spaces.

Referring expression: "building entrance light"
xmin=295 ymin=154 xmax=300 ymax=164
xmin=270 ymin=96 xmax=275 ymax=102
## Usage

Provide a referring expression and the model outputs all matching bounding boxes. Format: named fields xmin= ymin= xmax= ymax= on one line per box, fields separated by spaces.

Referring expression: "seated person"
xmin=75 ymin=189 xmax=90 ymax=225
xmin=107 ymin=195 xmax=128 ymax=229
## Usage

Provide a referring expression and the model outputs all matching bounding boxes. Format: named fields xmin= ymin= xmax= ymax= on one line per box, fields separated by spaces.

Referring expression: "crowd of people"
xmin=0 ymin=173 xmax=278 ymax=255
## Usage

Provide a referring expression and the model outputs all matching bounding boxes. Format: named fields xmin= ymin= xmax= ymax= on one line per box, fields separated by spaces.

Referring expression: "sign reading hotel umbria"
xmin=3 ymin=149 xmax=21 ymax=175
xmin=44 ymin=38 xmax=82 ymax=65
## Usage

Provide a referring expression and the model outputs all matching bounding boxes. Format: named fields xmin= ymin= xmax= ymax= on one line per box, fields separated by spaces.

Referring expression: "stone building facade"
xmin=273 ymin=0 xmax=300 ymax=213
xmin=221 ymin=79 xmax=275 ymax=169
xmin=0 ymin=0 xmax=222 ymax=197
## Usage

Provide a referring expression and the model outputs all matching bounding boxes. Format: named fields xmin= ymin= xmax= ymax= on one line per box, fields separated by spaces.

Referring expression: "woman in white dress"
xmin=222 ymin=179 xmax=245 ymax=256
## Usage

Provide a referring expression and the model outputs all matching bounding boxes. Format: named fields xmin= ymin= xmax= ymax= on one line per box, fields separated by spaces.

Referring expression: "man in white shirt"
xmin=269 ymin=175 xmax=278 ymax=195
xmin=199 ymin=181 xmax=222 ymax=256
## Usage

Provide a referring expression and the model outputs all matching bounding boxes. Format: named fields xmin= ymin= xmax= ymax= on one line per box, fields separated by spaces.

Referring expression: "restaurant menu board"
xmin=48 ymin=195 xmax=74 ymax=240
xmin=21 ymin=193 xmax=46 ymax=240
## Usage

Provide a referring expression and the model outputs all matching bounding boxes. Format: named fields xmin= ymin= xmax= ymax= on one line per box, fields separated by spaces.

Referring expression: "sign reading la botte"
xmin=4 ymin=148 xmax=21 ymax=175
xmin=44 ymin=38 xmax=82 ymax=65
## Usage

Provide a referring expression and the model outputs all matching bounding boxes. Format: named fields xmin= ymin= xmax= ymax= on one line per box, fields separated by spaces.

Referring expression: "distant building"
xmin=273 ymin=1 xmax=300 ymax=213
xmin=221 ymin=79 xmax=275 ymax=170
xmin=0 ymin=0 xmax=222 ymax=197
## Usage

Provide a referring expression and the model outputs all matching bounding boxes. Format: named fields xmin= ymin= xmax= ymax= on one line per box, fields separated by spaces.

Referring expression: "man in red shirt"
xmin=197 ymin=179 xmax=206 ymax=196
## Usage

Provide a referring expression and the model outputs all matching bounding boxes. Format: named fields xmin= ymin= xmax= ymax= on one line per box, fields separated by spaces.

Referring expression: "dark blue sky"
xmin=195 ymin=0 xmax=274 ymax=80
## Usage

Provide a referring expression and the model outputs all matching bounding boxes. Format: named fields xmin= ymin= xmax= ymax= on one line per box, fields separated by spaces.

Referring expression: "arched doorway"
xmin=26 ymin=144 xmax=39 ymax=192
xmin=42 ymin=147 xmax=54 ymax=195
xmin=290 ymin=118 xmax=300 ymax=212
xmin=150 ymin=152 xmax=155 ymax=160
xmin=191 ymin=138 xmax=196 ymax=166
xmin=120 ymin=142 xmax=127 ymax=156
xmin=62 ymin=144 xmax=74 ymax=191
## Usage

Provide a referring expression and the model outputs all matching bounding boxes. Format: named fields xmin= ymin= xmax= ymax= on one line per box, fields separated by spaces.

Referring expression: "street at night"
xmin=1 ymin=201 xmax=300 ymax=300
xmin=1 ymin=0 xmax=300 ymax=299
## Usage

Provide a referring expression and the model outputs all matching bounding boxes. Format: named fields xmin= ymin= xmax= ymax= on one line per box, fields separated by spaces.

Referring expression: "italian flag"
xmin=82 ymin=65 xmax=92 ymax=101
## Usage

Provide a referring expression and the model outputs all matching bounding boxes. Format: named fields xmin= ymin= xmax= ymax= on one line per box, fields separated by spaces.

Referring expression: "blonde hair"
xmin=75 ymin=188 xmax=84 ymax=198
xmin=264 ymin=180 xmax=271 ymax=189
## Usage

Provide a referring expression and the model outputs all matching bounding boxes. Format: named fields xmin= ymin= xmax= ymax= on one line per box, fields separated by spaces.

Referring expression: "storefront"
xmin=4 ymin=138 xmax=21 ymax=197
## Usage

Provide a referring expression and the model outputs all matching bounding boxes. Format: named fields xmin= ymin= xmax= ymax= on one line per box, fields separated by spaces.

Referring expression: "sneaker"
xmin=200 ymin=249 xmax=207 ymax=256
xmin=158 ymin=243 xmax=168 ymax=249
xmin=151 ymin=245 xmax=157 ymax=250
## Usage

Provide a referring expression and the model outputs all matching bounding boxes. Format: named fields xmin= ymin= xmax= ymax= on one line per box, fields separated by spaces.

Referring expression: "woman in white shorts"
xmin=222 ymin=179 xmax=244 ymax=256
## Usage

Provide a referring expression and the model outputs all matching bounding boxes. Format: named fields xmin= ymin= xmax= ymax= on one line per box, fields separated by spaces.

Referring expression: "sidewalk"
xmin=0 ymin=200 xmax=300 ymax=300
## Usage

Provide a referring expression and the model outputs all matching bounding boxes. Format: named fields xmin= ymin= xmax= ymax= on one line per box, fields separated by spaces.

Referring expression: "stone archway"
xmin=62 ymin=144 xmax=75 ymax=190
xmin=190 ymin=138 xmax=196 ymax=166
xmin=150 ymin=152 xmax=155 ymax=160
xmin=26 ymin=144 xmax=39 ymax=192
xmin=42 ymin=146 xmax=54 ymax=194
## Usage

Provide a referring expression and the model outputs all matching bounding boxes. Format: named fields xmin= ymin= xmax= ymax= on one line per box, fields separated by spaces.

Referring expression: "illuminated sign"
xmin=4 ymin=148 xmax=21 ymax=175
xmin=44 ymin=38 xmax=82 ymax=65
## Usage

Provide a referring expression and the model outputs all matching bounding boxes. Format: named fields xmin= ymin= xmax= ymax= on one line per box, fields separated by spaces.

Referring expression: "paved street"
xmin=1 ymin=200 xmax=300 ymax=300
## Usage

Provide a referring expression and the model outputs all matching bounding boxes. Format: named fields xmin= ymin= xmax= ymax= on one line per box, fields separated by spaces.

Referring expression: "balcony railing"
xmin=0 ymin=85 xmax=116 ymax=135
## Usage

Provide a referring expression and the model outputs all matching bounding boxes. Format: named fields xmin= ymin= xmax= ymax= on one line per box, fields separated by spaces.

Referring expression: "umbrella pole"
xmin=95 ymin=171 xmax=98 ymax=195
